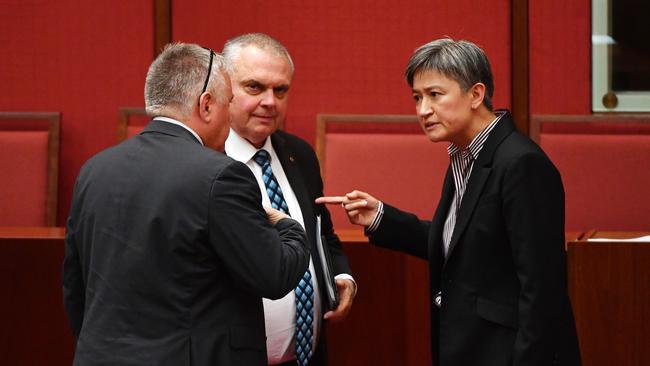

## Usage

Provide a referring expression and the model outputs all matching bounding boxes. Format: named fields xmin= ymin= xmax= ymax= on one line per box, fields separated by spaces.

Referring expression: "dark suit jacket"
xmin=369 ymin=112 xmax=581 ymax=366
xmin=270 ymin=130 xmax=353 ymax=365
xmin=63 ymin=120 xmax=310 ymax=366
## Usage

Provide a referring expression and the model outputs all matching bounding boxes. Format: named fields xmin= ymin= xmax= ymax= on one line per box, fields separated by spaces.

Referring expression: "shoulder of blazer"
xmin=474 ymin=111 xmax=517 ymax=168
xmin=272 ymin=130 xmax=314 ymax=154
xmin=141 ymin=119 xmax=204 ymax=145
xmin=138 ymin=120 xmax=240 ymax=182
xmin=483 ymin=112 xmax=551 ymax=169
xmin=271 ymin=130 xmax=320 ymax=170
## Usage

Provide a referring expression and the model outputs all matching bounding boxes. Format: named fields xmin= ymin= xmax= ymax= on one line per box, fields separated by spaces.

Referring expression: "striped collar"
xmin=447 ymin=111 xmax=505 ymax=160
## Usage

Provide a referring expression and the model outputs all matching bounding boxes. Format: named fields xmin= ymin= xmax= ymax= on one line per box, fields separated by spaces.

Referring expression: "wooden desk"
xmin=0 ymin=227 xmax=73 ymax=366
xmin=565 ymin=230 xmax=583 ymax=242
xmin=567 ymin=231 xmax=650 ymax=366
xmin=326 ymin=229 xmax=432 ymax=366
xmin=326 ymin=230 xmax=589 ymax=365
xmin=1 ymin=227 xmax=598 ymax=366
xmin=0 ymin=226 xmax=65 ymax=239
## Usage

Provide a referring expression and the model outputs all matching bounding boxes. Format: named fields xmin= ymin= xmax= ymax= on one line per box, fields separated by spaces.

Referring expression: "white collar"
xmin=153 ymin=116 xmax=204 ymax=145
xmin=225 ymin=128 xmax=274 ymax=163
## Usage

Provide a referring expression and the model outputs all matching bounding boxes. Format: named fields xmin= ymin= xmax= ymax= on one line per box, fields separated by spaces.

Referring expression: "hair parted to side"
xmin=405 ymin=38 xmax=495 ymax=111
xmin=145 ymin=43 xmax=231 ymax=116
xmin=222 ymin=33 xmax=294 ymax=75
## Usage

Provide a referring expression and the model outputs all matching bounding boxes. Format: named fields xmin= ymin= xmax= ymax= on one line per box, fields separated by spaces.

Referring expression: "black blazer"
xmin=271 ymin=130 xmax=353 ymax=365
xmin=63 ymin=120 xmax=310 ymax=366
xmin=369 ymin=112 xmax=581 ymax=366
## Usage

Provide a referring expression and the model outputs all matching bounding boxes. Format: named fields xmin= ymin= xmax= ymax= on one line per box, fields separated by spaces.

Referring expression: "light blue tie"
xmin=253 ymin=149 xmax=314 ymax=365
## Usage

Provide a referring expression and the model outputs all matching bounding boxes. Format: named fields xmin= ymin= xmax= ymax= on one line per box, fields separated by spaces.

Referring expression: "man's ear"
xmin=198 ymin=92 xmax=213 ymax=119
xmin=469 ymin=83 xmax=486 ymax=110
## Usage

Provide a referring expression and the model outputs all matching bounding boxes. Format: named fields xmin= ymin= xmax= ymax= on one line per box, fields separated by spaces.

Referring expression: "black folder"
xmin=316 ymin=215 xmax=339 ymax=310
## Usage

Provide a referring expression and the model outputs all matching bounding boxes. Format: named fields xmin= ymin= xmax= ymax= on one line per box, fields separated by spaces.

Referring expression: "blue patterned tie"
xmin=253 ymin=149 xmax=314 ymax=365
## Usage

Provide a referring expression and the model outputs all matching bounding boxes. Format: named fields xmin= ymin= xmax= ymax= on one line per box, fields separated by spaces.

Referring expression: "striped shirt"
xmin=367 ymin=112 xmax=504 ymax=238
xmin=369 ymin=112 xmax=504 ymax=308
xmin=442 ymin=112 xmax=504 ymax=256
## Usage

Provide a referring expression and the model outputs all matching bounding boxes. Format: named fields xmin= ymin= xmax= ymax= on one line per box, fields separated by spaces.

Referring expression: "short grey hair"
xmin=405 ymin=38 xmax=494 ymax=111
xmin=145 ymin=43 xmax=231 ymax=116
xmin=222 ymin=33 xmax=294 ymax=75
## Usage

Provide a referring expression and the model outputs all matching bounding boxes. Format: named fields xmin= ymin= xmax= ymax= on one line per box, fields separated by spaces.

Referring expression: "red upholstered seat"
xmin=318 ymin=115 xmax=441 ymax=366
xmin=536 ymin=116 xmax=650 ymax=231
xmin=0 ymin=113 xmax=59 ymax=226
xmin=117 ymin=107 xmax=148 ymax=141
xmin=317 ymin=115 xmax=449 ymax=229
xmin=127 ymin=123 xmax=147 ymax=139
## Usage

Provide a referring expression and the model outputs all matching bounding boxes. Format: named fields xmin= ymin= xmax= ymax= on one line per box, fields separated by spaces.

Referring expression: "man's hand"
xmin=315 ymin=190 xmax=380 ymax=227
xmin=323 ymin=278 xmax=356 ymax=323
xmin=264 ymin=206 xmax=289 ymax=225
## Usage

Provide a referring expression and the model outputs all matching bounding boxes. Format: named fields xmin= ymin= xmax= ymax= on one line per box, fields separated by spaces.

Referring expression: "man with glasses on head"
xmin=223 ymin=33 xmax=356 ymax=366
xmin=63 ymin=42 xmax=310 ymax=366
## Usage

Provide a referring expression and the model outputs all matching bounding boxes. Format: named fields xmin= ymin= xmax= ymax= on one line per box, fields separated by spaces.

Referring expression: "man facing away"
xmin=222 ymin=33 xmax=356 ymax=366
xmin=63 ymin=43 xmax=310 ymax=366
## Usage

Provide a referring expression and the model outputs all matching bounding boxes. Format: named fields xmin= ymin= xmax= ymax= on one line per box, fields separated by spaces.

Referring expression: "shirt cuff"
xmin=365 ymin=201 xmax=384 ymax=234
xmin=334 ymin=274 xmax=357 ymax=297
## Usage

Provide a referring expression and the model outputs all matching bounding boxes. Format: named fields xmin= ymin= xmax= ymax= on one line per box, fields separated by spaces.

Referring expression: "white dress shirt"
xmin=225 ymin=129 xmax=321 ymax=364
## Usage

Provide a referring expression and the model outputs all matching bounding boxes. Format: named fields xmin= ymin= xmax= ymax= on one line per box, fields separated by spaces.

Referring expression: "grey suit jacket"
xmin=63 ymin=120 xmax=310 ymax=366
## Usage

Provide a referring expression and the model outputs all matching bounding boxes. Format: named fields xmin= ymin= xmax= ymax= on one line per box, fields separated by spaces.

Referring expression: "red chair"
xmin=117 ymin=107 xmax=148 ymax=142
xmin=316 ymin=113 xmax=450 ymax=366
xmin=0 ymin=112 xmax=60 ymax=226
xmin=316 ymin=114 xmax=449 ymax=229
xmin=532 ymin=114 xmax=650 ymax=231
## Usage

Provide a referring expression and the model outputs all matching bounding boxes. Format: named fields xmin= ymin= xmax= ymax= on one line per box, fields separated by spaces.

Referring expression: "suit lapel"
xmin=271 ymin=133 xmax=327 ymax=288
xmin=444 ymin=112 xmax=516 ymax=263
xmin=430 ymin=167 xmax=454 ymax=259
xmin=271 ymin=134 xmax=318 ymax=266
xmin=445 ymin=164 xmax=491 ymax=262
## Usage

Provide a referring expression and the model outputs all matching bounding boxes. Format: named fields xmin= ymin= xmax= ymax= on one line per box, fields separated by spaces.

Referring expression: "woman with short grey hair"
xmin=319 ymin=37 xmax=582 ymax=366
